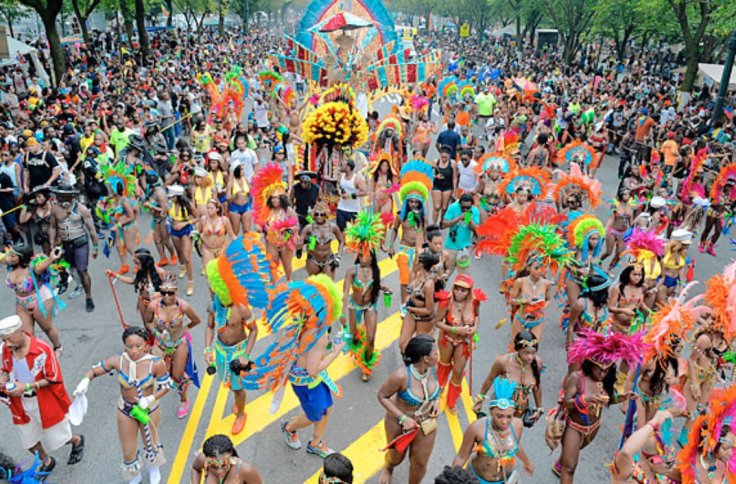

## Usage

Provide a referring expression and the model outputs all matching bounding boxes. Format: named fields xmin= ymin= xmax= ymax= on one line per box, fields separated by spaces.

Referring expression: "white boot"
xmin=149 ymin=465 xmax=161 ymax=484
xmin=128 ymin=473 xmax=142 ymax=484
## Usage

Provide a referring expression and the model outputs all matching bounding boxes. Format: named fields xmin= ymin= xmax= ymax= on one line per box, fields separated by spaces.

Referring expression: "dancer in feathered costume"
xmin=452 ymin=377 xmax=534 ymax=483
xmin=343 ymin=211 xmax=390 ymax=381
xmin=251 ymin=163 xmax=300 ymax=281
xmin=98 ymin=160 xmax=140 ymax=275
xmin=703 ymin=260 xmax=736 ymax=342
xmin=240 ymin=275 xmax=344 ymax=458
xmin=552 ymin=162 xmax=602 ymax=211
xmin=475 ymin=153 xmax=516 ymax=216
xmin=557 ymin=139 xmax=596 ymax=169
xmin=562 ymin=214 xmax=606 ymax=307
xmin=370 ymin=152 xmax=399 ymax=223
xmin=677 ymin=385 xmax=736 ymax=483
xmin=372 ymin=114 xmax=404 ymax=172
xmin=699 ymin=163 xmax=736 ymax=256
xmin=387 ymin=159 xmax=433 ymax=303
xmin=435 ymin=274 xmax=487 ymax=413
xmin=621 ymin=228 xmax=665 ymax=309
xmin=204 ymin=233 xmax=276 ymax=435
xmin=498 ymin=166 xmax=551 ymax=205
xmin=552 ymin=329 xmax=644 ymax=481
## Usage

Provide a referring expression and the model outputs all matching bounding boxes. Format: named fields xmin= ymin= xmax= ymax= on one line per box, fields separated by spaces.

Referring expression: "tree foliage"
xmin=542 ymin=0 xmax=596 ymax=64
xmin=17 ymin=0 xmax=65 ymax=84
xmin=0 ymin=0 xmax=27 ymax=38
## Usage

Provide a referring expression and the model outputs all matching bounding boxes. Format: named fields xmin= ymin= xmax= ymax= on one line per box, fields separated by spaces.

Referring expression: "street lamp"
xmin=713 ymin=31 xmax=736 ymax=124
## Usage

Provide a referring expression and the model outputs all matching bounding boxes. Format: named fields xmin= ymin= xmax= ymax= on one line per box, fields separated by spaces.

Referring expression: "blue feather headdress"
xmin=489 ymin=377 xmax=518 ymax=409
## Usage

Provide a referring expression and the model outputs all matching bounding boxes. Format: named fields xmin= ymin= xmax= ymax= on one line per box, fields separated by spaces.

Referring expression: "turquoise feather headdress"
xmin=489 ymin=377 xmax=518 ymax=409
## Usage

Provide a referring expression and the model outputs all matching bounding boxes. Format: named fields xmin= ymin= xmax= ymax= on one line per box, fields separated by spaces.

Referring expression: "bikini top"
xmin=310 ymin=226 xmax=335 ymax=246
xmin=352 ymin=264 xmax=373 ymax=292
xmin=231 ymin=177 xmax=249 ymax=196
xmin=446 ymin=307 xmax=472 ymax=327
xmin=474 ymin=416 xmax=519 ymax=460
xmin=194 ymin=185 xmax=215 ymax=206
xmin=117 ymin=353 xmax=157 ymax=391
xmin=6 ymin=271 xmax=33 ymax=294
xmin=662 ymin=253 xmax=685 ymax=270
xmin=154 ymin=299 xmax=184 ymax=331
xmin=581 ymin=299 xmax=609 ymax=328
xmin=203 ymin=216 xmax=226 ymax=236
xmin=396 ymin=366 xmax=440 ymax=407
xmin=169 ymin=203 xmax=190 ymax=222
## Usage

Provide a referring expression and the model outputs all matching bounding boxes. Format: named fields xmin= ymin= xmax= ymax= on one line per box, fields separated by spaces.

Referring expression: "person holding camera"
xmin=72 ymin=326 xmax=169 ymax=484
xmin=48 ymin=185 xmax=99 ymax=313
xmin=441 ymin=193 xmax=480 ymax=276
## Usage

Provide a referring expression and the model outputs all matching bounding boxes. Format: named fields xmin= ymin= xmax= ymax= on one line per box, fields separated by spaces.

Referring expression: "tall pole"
xmin=713 ymin=31 xmax=736 ymax=124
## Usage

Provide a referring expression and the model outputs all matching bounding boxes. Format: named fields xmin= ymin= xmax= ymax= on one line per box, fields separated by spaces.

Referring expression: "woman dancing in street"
xmin=399 ymin=251 xmax=438 ymax=354
xmin=72 ymin=326 xmax=170 ymax=484
xmin=453 ymin=377 xmax=535 ymax=483
xmin=473 ymin=331 xmax=544 ymax=426
xmin=196 ymin=199 xmax=235 ymax=276
xmin=166 ymin=185 xmax=196 ymax=296
xmin=3 ymin=242 xmax=64 ymax=354
xmin=297 ymin=201 xmax=344 ymax=279
xmin=146 ymin=280 xmax=201 ymax=419
xmin=226 ymin=165 xmax=252 ymax=235
xmin=107 ymin=248 xmax=172 ymax=326
xmin=378 ymin=334 xmax=440 ymax=484
xmin=435 ymin=274 xmax=485 ymax=414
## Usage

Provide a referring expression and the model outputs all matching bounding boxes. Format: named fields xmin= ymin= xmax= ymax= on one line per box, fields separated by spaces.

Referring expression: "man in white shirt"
xmin=456 ymin=149 xmax=479 ymax=197
xmin=229 ymin=136 xmax=259 ymax=181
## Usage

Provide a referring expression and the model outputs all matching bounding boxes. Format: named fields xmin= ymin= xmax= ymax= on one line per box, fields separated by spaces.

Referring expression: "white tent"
xmin=0 ymin=37 xmax=50 ymax=86
xmin=698 ymin=63 xmax=736 ymax=90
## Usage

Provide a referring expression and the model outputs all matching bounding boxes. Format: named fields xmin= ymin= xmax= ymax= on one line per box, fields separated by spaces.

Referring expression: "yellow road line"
xmin=461 ymin=379 xmax=477 ymax=425
xmin=206 ymin=311 xmax=402 ymax=445
xmin=305 ymin=419 xmax=387 ymax=484
xmin=168 ymin=257 xmax=398 ymax=482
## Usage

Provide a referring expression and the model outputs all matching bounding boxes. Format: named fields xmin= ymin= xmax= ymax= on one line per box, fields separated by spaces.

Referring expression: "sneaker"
xmin=179 ymin=264 xmax=186 ymax=279
xmin=118 ymin=264 xmax=130 ymax=275
xmin=186 ymin=281 xmax=194 ymax=296
xmin=57 ymin=282 xmax=68 ymax=295
xmin=156 ymin=258 xmax=169 ymax=268
xmin=707 ymin=244 xmax=717 ymax=257
xmin=306 ymin=441 xmax=334 ymax=459
xmin=698 ymin=242 xmax=705 ymax=253
xmin=231 ymin=413 xmax=247 ymax=434
xmin=177 ymin=401 xmax=190 ymax=419
xmin=69 ymin=286 xmax=85 ymax=299
xmin=281 ymin=421 xmax=301 ymax=450
xmin=169 ymin=255 xmax=178 ymax=265
xmin=85 ymin=298 xmax=95 ymax=313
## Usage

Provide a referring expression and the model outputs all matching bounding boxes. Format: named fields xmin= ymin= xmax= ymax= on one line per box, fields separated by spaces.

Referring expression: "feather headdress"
xmin=345 ymin=210 xmax=385 ymax=258
xmin=238 ymin=275 xmax=342 ymax=399
xmin=489 ymin=377 xmax=518 ymax=409
xmin=506 ymin=223 xmax=573 ymax=276
xmin=557 ymin=140 xmax=596 ymax=167
xmin=567 ymin=328 xmax=646 ymax=366
xmin=250 ymin=163 xmax=287 ymax=227
xmin=375 ymin=115 xmax=403 ymax=140
xmin=475 ymin=152 xmax=516 ymax=175
xmin=644 ymin=282 xmax=706 ymax=364
xmin=498 ymin=166 xmax=551 ymax=197
xmin=624 ymin=228 xmax=665 ymax=258
xmin=703 ymin=260 xmax=736 ymax=340
xmin=100 ymin=160 xmax=137 ymax=197
xmin=566 ymin=214 xmax=605 ymax=262
xmin=438 ymin=75 xmax=458 ymax=98
xmin=476 ymin=204 xmax=564 ymax=258
xmin=205 ymin=232 xmax=276 ymax=309
xmin=458 ymin=81 xmax=476 ymax=101
xmin=552 ymin=162 xmax=603 ymax=208
xmin=677 ymin=385 xmax=736 ymax=483
xmin=710 ymin=163 xmax=736 ymax=203
xmin=496 ymin=129 xmax=521 ymax=157
xmin=398 ymin=159 xmax=434 ymax=220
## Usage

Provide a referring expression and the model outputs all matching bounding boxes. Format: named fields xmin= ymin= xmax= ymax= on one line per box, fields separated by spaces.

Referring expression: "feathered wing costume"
xmin=250 ymin=163 xmax=299 ymax=252
xmin=343 ymin=210 xmax=385 ymax=376
xmin=239 ymin=275 xmax=343 ymax=413
xmin=677 ymin=385 xmax=736 ymax=483
xmin=205 ymin=233 xmax=276 ymax=390
xmin=703 ymin=260 xmax=736 ymax=341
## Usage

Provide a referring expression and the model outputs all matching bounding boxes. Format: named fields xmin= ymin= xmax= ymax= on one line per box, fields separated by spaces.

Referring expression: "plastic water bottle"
xmin=341 ymin=326 xmax=352 ymax=354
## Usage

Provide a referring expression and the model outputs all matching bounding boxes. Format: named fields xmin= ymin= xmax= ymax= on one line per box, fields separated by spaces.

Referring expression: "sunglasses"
xmin=314 ymin=212 xmax=327 ymax=217
xmin=160 ymin=290 xmax=176 ymax=296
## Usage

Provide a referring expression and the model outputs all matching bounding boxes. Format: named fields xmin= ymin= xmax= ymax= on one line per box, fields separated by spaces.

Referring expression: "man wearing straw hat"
xmin=0 ymin=315 xmax=85 ymax=476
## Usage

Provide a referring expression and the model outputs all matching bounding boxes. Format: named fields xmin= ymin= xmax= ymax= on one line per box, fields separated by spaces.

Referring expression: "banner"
xmin=460 ymin=24 xmax=470 ymax=38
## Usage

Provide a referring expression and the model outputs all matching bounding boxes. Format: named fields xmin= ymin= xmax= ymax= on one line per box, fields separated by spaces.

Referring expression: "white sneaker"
xmin=68 ymin=286 xmax=85 ymax=299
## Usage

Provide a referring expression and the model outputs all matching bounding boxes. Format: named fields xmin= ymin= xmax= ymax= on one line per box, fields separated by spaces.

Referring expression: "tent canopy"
xmin=698 ymin=63 xmax=736 ymax=90
xmin=1 ymin=36 xmax=37 ymax=65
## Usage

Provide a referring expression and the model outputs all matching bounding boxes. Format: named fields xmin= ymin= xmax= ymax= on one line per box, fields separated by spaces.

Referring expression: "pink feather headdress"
xmin=643 ymin=282 xmax=707 ymax=364
xmin=567 ymin=328 xmax=646 ymax=366
xmin=623 ymin=228 xmax=665 ymax=260
xmin=551 ymin=162 xmax=603 ymax=208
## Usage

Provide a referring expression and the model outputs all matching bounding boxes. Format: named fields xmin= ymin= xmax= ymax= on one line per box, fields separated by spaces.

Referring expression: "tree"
xmin=17 ymin=0 xmax=65 ymax=85
xmin=0 ymin=0 xmax=27 ymax=38
xmin=542 ymin=0 xmax=596 ymax=65
xmin=173 ymin=0 xmax=212 ymax=36
xmin=666 ymin=0 xmax=714 ymax=92
xmin=134 ymin=0 xmax=150 ymax=59
xmin=591 ymin=0 xmax=639 ymax=61
xmin=71 ymin=0 xmax=103 ymax=48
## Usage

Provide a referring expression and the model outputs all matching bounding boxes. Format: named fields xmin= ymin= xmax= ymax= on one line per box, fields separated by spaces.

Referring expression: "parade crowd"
xmin=0 ymin=23 xmax=735 ymax=484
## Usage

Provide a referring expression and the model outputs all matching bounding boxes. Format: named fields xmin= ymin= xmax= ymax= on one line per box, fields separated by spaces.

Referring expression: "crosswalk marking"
xmin=168 ymin=254 xmax=398 ymax=483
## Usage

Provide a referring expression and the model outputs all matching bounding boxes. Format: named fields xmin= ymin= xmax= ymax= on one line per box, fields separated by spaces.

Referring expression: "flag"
xmin=725 ymin=106 xmax=734 ymax=120
xmin=161 ymin=4 xmax=170 ymax=17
